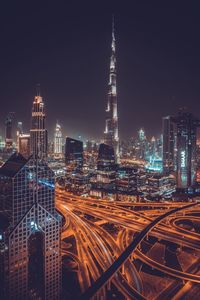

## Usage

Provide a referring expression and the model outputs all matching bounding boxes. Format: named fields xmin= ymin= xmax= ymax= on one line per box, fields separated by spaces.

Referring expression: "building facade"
xmin=54 ymin=122 xmax=63 ymax=158
xmin=162 ymin=116 xmax=176 ymax=174
xmin=65 ymin=137 xmax=83 ymax=173
xmin=0 ymin=152 xmax=61 ymax=299
xmin=175 ymin=111 xmax=199 ymax=189
xmin=5 ymin=112 xmax=14 ymax=150
xmin=104 ymin=17 xmax=119 ymax=162
xmin=18 ymin=133 xmax=30 ymax=159
xmin=30 ymin=92 xmax=48 ymax=160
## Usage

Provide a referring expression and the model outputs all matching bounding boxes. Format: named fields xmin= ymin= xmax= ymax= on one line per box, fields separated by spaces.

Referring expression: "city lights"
xmin=1 ymin=4 xmax=200 ymax=300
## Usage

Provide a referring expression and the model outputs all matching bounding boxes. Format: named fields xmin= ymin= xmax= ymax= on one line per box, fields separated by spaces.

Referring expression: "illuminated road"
xmin=56 ymin=189 xmax=200 ymax=299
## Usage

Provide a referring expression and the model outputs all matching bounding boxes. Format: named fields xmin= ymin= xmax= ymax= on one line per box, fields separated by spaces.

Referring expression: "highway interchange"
xmin=56 ymin=188 xmax=200 ymax=299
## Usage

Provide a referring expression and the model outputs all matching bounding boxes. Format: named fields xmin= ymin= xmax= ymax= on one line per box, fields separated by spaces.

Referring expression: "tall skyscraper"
xmin=16 ymin=121 xmax=23 ymax=151
xmin=0 ymin=152 xmax=61 ymax=299
xmin=104 ymin=16 xmax=119 ymax=162
xmin=163 ymin=110 xmax=200 ymax=189
xmin=65 ymin=137 xmax=83 ymax=172
xmin=5 ymin=112 xmax=15 ymax=150
xmin=18 ymin=133 xmax=30 ymax=158
xmin=162 ymin=116 xmax=176 ymax=173
xmin=96 ymin=143 xmax=116 ymax=187
xmin=54 ymin=122 xmax=63 ymax=158
xmin=136 ymin=128 xmax=147 ymax=160
xmin=175 ymin=110 xmax=199 ymax=189
xmin=30 ymin=89 xmax=48 ymax=160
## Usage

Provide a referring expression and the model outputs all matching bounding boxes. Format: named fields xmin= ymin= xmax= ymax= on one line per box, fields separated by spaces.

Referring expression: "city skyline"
xmin=1 ymin=3 xmax=200 ymax=139
xmin=2 ymin=4 xmax=200 ymax=299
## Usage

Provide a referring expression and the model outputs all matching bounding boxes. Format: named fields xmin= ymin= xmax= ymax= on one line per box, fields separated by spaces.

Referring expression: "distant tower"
xmin=5 ymin=112 xmax=15 ymax=150
xmin=65 ymin=137 xmax=83 ymax=173
xmin=18 ymin=133 xmax=30 ymax=159
xmin=54 ymin=122 xmax=63 ymax=158
xmin=16 ymin=121 xmax=23 ymax=151
xmin=104 ymin=16 xmax=119 ymax=162
xmin=30 ymin=86 xmax=48 ymax=160
xmin=162 ymin=116 xmax=176 ymax=173
xmin=138 ymin=128 xmax=145 ymax=142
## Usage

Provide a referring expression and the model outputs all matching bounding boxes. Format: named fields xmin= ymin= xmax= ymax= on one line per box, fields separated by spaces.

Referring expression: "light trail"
xmin=56 ymin=189 xmax=200 ymax=299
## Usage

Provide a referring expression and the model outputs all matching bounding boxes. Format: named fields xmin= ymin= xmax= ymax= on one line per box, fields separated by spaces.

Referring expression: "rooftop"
xmin=0 ymin=152 xmax=28 ymax=178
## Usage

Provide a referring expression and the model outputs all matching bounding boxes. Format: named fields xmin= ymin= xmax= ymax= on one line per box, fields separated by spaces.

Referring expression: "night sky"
xmin=1 ymin=1 xmax=200 ymax=140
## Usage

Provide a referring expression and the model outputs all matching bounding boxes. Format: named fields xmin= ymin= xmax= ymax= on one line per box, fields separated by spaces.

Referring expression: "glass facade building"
xmin=65 ymin=137 xmax=83 ymax=173
xmin=0 ymin=152 xmax=61 ymax=299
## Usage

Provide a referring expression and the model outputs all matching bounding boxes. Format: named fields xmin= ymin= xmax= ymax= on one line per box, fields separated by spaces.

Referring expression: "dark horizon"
xmin=1 ymin=2 xmax=200 ymax=140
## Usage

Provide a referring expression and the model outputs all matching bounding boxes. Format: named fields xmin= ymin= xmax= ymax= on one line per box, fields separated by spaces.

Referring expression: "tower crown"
xmin=34 ymin=95 xmax=43 ymax=104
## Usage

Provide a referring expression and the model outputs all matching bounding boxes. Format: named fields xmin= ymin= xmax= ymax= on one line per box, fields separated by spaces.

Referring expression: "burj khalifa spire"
xmin=104 ymin=15 xmax=119 ymax=162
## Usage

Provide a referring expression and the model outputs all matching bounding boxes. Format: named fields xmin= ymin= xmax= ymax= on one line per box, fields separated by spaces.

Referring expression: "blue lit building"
xmin=175 ymin=110 xmax=199 ymax=189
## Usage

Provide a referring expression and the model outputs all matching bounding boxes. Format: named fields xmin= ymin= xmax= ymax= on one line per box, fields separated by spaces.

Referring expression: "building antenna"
xmin=36 ymin=83 xmax=41 ymax=96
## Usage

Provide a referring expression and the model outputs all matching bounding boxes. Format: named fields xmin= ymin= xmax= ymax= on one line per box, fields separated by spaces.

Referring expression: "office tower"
xmin=147 ymin=174 xmax=176 ymax=199
xmin=30 ymin=90 xmax=48 ymax=160
xmin=139 ymin=128 xmax=145 ymax=142
xmin=104 ymin=16 xmax=119 ymax=161
xmin=16 ymin=121 xmax=23 ymax=150
xmin=54 ymin=122 xmax=63 ymax=158
xmin=0 ymin=152 xmax=61 ymax=299
xmin=5 ymin=112 xmax=14 ymax=150
xmin=150 ymin=136 xmax=156 ymax=158
xmin=116 ymin=166 xmax=138 ymax=194
xmin=65 ymin=137 xmax=83 ymax=172
xmin=136 ymin=128 xmax=147 ymax=160
xmin=17 ymin=121 xmax=23 ymax=135
xmin=175 ymin=110 xmax=199 ymax=189
xmin=162 ymin=116 xmax=176 ymax=173
xmin=96 ymin=143 xmax=117 ymax=188
xmin=18 ymin=133 xmax=30 ymax=158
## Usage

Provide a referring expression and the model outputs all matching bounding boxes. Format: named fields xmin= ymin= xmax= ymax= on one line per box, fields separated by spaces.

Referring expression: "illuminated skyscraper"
xmin=162 ymin=116 xmax=176 ymax=173
xmin=30 ymin=89 xmax=48 ymax=160
xmin=18 ymin=133 xmax=30 ymax=158
xmin=139 ymin=128 xmax=145 ymax=142
xmin=163 ymin=110 xmax=200 ymax=189
xmin=135 ymin=128 xmax=147 ymax=160
xmin=5 ymin=112 xmax=15 ymax=150
xmin=0 ymin=153 xmax=61 ymax=299
xmin=16 ymin=121 xmax=23 ymax=151
xmin=104 ymin=16 xmax=119 ymax=162
xmin=54 ymin=122 xmax=63 ymax=158
xmin=175 ymin=110 xmax=199 ymax=189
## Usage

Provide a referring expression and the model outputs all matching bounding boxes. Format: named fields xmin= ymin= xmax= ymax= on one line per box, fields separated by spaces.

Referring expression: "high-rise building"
xmin=16 ymin=121 xmax=23 ymax=150
xmin=0 ymin=152 xmax=61 ymax=299
xmin=90 ymin=143 xmax=117 ymax=198
xmin=5 ymin=112 xmax=15 ymax=150
xmin=135 ymin=128 xmax=147 ymax=160
xmin=163 ymin=110 xmax=200 ymax=189
xmin=65 ymin=137 xmax=83 ymax=172
xmin=96 ymin=143 xmax=116 ymax=187
xmin=17 ymin=121 xmax=23 ymax=135
xmin=175 ymin=110 xmax=199 ymax=189
xmin=18 ymin=133 xmax=30 ymax=158
xmin=54 ymin=122 xmax=63 ymax=158
xmin=162 ymin=116 xmax=176 ymax=173
xmin=104 ymin=16 xmax=119 ymax=162
xmin=116 ymin=166 xmax=138 ymax=194
xmin=30 ymin=90 xmax=48 ymax=160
